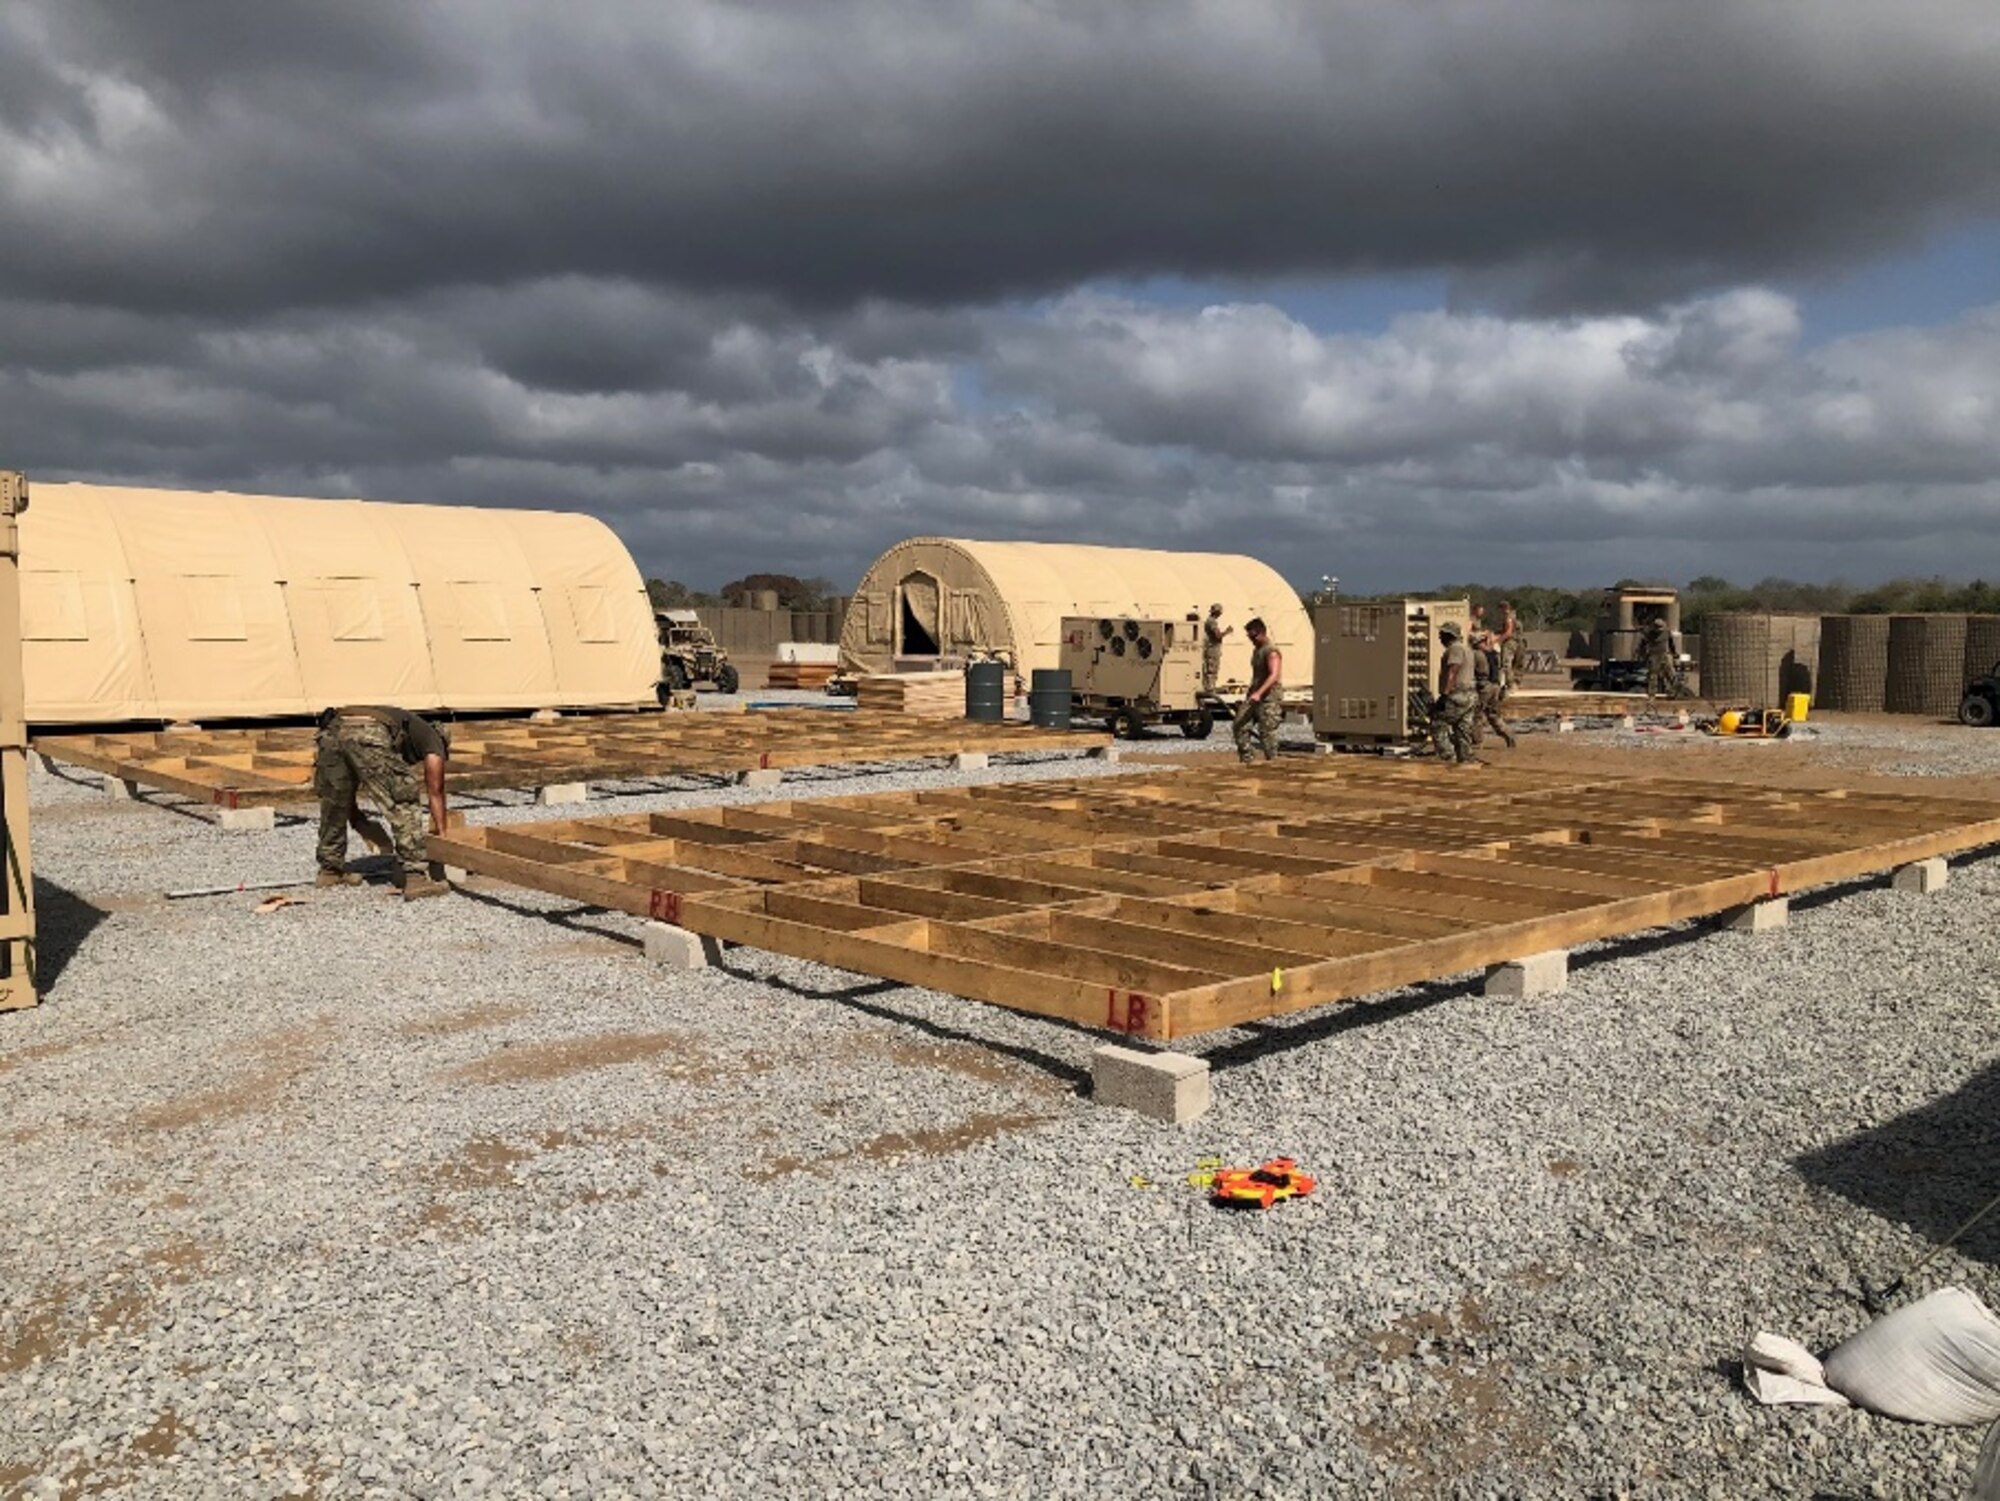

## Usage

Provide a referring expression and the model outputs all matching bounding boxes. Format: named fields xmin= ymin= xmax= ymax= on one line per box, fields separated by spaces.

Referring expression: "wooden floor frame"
xmin=427 ymin=763 xmax=2000 ymax=1040
xmin=33 ymin=712 xmax=1110 ymax=809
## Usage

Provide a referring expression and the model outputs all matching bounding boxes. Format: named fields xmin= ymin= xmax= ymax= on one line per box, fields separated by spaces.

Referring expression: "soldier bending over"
xmin=314 ymin=705 xmax=452 ymax=899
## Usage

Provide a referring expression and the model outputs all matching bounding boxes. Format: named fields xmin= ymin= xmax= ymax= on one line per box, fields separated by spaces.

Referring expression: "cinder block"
xmin=430 ymin=861 xmax=468 ymax=885
xmin=1485 ymin=949 xmax=1569 ymax=998
xmin=1556 ymin=718 xmax=1577 ymax=734
xmin=1091 ymin=1045 xmax=1211 ymax=1124
xmin=1721 ymin=895 xmax=1789 ymax=933
xmin=643 ymin=921 xmax=716 ymax=968
xmin=529 ymin=708 xmax=563 ymax=722
xmin=1091 ymin=745 xmax=1125 ymax=764
xmin=105 ymin=776 xmax=138 ymax=801
xmin=218 ymin=806 xmax=275 ymax=833
xmin=536 ymin=781 xmax=589 ymax=806
xmin=1891 ymin=857 xmax=1948 ymax=895
xmin=1617 ymin=715 xmax=1636 ymax=730
xmin=951 ymin=752 xmax=990 ymax=771
xmin=736 ymin=768 xmax=784 ymax=788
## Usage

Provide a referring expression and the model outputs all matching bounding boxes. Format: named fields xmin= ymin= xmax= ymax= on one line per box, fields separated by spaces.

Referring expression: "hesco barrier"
xmin=1699 ymin=613 xmax=1820 ymax=706
xmin=1964 ymin=616 xmax=2000 ymax=685
xmin=1884 ymin=615 xmax=1968 ymax=718
xmin=1817 ymin=616 xmax=1892 ymax=712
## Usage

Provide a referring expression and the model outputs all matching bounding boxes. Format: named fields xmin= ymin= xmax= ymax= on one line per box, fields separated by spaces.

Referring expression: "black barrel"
xmin=1028 ymin=668 xmax=1072 ymax=729
xmin=965 ymin=660 xmax=1007 ymax=722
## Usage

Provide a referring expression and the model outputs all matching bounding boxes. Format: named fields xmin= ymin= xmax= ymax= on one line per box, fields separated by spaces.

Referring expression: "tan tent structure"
xmin=20 ymin=483 xmax=658 ymax=724
xmin=839 ymin=537 xmax=1313 ymax=689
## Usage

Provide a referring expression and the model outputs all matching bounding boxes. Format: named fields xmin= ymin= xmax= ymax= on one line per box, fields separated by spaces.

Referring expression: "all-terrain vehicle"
xmin=655 ymin=609 xmax=740 ymax=697
xmin=1960 ymin=662 xmax=2000 ymax=727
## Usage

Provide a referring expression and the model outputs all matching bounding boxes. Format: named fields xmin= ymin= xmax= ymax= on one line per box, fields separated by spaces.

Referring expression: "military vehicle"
xmin=655 ymin=609 xmax=740 ymax=696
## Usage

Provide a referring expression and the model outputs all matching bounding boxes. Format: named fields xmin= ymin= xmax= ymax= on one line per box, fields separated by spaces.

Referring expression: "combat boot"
xmin=397 ymin=874 xmax=451 ymax=901
xmin=314 ymin=869 xmax=363 ymax=888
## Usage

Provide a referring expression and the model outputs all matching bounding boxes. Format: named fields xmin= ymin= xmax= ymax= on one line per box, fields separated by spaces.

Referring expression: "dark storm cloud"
xmin=8 ymin=278 xmax=2000 ymax=588
xmin=5 ymin=1 xmax=1999 ymax=315
xmin=4 ymin=0 xmax=2000 ymax=591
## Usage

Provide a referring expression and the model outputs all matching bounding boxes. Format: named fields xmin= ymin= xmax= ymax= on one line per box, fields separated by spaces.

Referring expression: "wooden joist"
xmin=34 ymin=710 xmax=1108 ymax=808
xmin=427 ymin=765 xmax=2000 ymax=1040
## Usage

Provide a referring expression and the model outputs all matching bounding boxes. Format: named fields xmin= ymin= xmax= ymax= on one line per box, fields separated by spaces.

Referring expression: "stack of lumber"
xmin=765 ymin=662 xmax=840 ymax=689
xmin=855 ymin=670 xmax=965 ymax=717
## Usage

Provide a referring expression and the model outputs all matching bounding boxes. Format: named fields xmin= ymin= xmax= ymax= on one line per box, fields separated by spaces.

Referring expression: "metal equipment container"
xmin=964 ymin=660 xmax=1007 ymax=722
xmin=1059 ymin=616 xmax=1213 ymax=739
xmin=1311 ymin=598 xmax=1470 ymax=746
xmin=0 ymin=470 xmax=36 ymax=1009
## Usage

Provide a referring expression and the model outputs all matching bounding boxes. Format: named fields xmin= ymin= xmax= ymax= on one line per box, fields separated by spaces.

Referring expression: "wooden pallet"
xmin=34 ymin=711 xmax=1109 ymax=809
xmin=1507 ymin=692 xmax=1713 ymax=718
xmin=855 ymin=672 xmax=966 ymax=717
xmin=764 ymin=664 xmax=839 ymax=690
xmin=428 ymin=764 xmax=2000 ymax=1040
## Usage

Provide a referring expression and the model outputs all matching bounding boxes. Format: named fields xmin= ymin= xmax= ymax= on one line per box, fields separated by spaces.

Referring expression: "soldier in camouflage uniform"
xmin=1429 ymin=622 xmax=1479 ymax=765
xmin=1643 ymin=618 xmax=1677 ymax=701
xmin=1232 ymin=617 xmax=1283 ymax=763
xmin=1495 ymin=600 xmax=1524 ymax=692
xmin=1469 ymin=630 xmax=1517 ymax=749
xmin=1202 ymin=604 xmax=1233 ymax=694
xmin=314 ymin=706 xmax=453 ymax=898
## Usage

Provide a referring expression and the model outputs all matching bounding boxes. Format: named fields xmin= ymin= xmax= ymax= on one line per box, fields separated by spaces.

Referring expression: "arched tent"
xmin=840 ymin=538 xmax=1312 ymax=690
xmin=19 ymin=483 xmax=658 ymax=724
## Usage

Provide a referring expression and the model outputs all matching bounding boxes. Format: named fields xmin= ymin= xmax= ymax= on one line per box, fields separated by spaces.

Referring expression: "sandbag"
xmin=1742 ymin=1332 xmax=1850 ymax=1407
xmin=1974 ymin=1420 xmax=2000 ymax=1500
xmin=1821 ymin=1287 xmax=2000 ymax=1426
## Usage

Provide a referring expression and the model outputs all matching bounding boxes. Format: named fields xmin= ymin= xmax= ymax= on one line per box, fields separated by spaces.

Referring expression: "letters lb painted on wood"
xmin=1104 ymin=990 xmax=1150 ymax=1034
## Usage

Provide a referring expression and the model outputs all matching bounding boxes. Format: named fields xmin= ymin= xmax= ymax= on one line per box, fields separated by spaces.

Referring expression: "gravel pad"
xmin=4 ymin=735 xmax=1998 ymax=1497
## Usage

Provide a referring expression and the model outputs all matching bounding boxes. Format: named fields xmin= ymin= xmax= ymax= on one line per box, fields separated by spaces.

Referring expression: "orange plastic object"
xmin=1209 ymin=1157 xmax=1317 ymax=1209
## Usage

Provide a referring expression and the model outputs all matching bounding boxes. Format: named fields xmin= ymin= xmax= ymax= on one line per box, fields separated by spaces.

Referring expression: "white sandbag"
xmin=1973 ymin=1419 xmax=2000 ymax=1500
xmin=1821 ymin=1287 xmax=2000 ymax=1426
xmin=1742 ymin=1331 xmax=1850 ymax=1407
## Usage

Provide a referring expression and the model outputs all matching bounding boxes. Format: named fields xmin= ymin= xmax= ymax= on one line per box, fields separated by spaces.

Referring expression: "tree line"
xmin=645 ymin=573 xmax=839 ymax=611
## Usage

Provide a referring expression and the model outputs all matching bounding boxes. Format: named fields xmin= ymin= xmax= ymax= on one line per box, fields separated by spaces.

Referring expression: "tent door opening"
xmin=897 ymin=572 xmax=941 ymax=657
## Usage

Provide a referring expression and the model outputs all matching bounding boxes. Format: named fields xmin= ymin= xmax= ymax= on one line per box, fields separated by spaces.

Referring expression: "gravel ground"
xmin=4 ymin=714 xmax=1999 ymax=1498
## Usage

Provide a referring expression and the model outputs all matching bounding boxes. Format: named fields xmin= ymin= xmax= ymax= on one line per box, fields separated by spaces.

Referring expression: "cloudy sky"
xmin=4 ymin=1 xmax=1999 ymax=593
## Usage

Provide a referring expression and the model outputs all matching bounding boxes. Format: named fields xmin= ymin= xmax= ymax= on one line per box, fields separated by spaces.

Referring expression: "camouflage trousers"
xmin=1233 ymin=697 xmax=1282 ymax=762
xmin=1470 ymin=683 xmax=1514 ymax=747
xmin=315 ymin=718 xmax=425 ymax=875
xmin=1645 ymin=655 xmax=1677 ymax=698
xmin=1430 ymin=690 xmax=1478 ymax=763
xmin=1202 ymin=648 xmax=1222 ymax=694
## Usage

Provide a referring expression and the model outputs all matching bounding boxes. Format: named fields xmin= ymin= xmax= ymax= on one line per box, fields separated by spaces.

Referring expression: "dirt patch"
xmin=397 ymin=1002 xmax=531 ymax=1037
xmin=1355 ymin=1295 xmax=1550 ymax=1494
xmin=745 ymin=1109 xmax=1054 ymax=1180
xmin=0 ymin=1040 xmax=84 ymax=1072
xmin=839 ymin=1033 xmax=1061 ymax=1093
xmin=136 ymin=1018 xmax=338 ymax=1132
xmin=444 ymin=1030 xmax=700 ymax=1086
xmin=0 ymin=1239 xmax=211 ymax=1376
xmin=1546 ymin=1157 xmax=1584 ymax=1178
xmin=412 ymin=1124 xmax=651 ymax=1237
